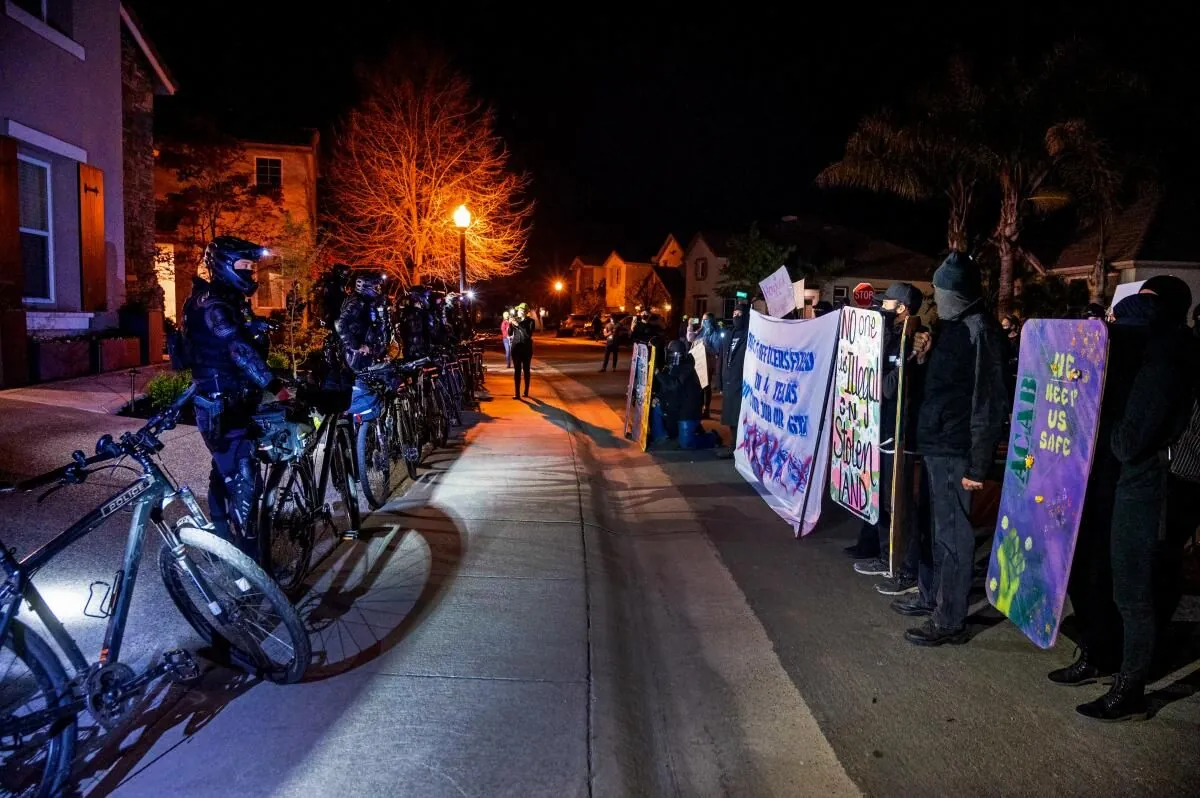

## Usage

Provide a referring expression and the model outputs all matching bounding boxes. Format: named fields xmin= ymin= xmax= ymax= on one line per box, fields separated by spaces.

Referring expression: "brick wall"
xmin=121 ymin=29 xmax=162 ymax=310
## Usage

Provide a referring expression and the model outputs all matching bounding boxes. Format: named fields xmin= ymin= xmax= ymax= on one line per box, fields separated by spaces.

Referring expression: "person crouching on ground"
xmin=653 ymin=340 xmax=717 ymax=449
xmin=891 ymin=252 xmax=1007 ymax=647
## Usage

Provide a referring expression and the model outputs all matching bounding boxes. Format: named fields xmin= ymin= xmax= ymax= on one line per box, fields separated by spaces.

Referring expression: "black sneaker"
xmin=876 ymin=574 xmax=918 ymax=596
xmin=890 ymin=596 xmax=934 ymax=617
xmin=853 ymin=557 xmax=889 ymax=576
xmin=905 ymin=620 xmax=969 ymax=647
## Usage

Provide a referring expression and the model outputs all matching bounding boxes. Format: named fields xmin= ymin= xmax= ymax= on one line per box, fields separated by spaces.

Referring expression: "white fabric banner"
xmin=734 ymin=309 xmax=840 ymax=536
xmin=689 ymin=341 xmax=708 ymax=388
xmin=759 ymin=265 xmax=796 ymax=318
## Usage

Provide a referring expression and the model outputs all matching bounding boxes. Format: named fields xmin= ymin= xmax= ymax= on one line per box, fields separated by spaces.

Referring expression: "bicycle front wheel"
xmin=0 ymin=621 xmax=75 ymax=798
xmin=332 ymin=422 xmax=361 ymax=533
xmin=260 ymin=459 xmax=317 ymax=595
xmin=159 ymin=528 xmax=310 ymax=684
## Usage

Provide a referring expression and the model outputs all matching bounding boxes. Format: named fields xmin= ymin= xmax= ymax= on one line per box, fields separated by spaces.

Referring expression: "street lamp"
xmin=554 ymin=280 xmax=564 ymax=293
xmin=453 ymin=204 xmax=471 ymax=294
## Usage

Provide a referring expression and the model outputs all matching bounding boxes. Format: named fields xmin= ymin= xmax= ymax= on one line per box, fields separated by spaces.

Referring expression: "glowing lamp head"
xmin=554 ymin=281 xmax=564 ymax=292
xmin=465 ymin=289 xmax=476 ymax=300
xmin=453 ymin=204 xmax=471 ymax=229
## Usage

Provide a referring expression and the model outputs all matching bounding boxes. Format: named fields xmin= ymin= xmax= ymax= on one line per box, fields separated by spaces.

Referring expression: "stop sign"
xmin=852 ymin=282 xmax=875 ymax=307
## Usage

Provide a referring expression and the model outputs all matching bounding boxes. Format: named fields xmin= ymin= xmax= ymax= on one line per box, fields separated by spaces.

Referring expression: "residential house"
xmin=1 ymin=0 xmax=175 ymax=382
xmin=653 ymin=233 xmax=685 ymax=267
xmin=683 ymin=232 xmax=732 ymax=318
xmin=568 ymin=253 xmax=605 ymax=312
xmin=603 ymin=250 xmax=656 ymax=313
xmin=1049 ymin=189 xmax=1200 ymax=309
xmin=154 ymin=131 xmax=320 ymax=321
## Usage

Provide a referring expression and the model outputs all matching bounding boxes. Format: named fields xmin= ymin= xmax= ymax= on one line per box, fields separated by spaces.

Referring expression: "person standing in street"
xmin=891 ymin=253 xmax=1007 ymax=646
xmin=716 ymin=302 xmax=751 ymax=457
xmin=700 ymin=313 xmax=722 ymax=418
xmin=500 ymin=310 xmax=513 ymax=369
xmin=509 ymin=304 xmax=536 ymax=399
xmin=849 ymin=283 xmax=926 ymax=598
xmin=600 ymin=316 xmax=620 ymax=372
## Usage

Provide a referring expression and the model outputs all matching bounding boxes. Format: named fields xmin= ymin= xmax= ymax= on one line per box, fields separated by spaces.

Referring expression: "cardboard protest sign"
xmin=689 ymin=341 xmax=708 ymax=388
xmin=759 ymin=265 xmax=796 ymax=318
xmin=985 ymin=319 xmax=1108 ymax=648
xmin=623 ymin=343 xmax=656 ymax=451
xmin=734 ymin=309 xmax=839 ymax=536
xmin=829 ymin=308 xmax=883 ymax=524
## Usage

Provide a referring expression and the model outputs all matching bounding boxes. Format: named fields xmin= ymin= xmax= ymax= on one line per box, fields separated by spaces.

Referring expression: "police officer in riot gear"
xmin=396 ymin=287 xmax=434 ymax=360
xmin=182 ymin=236 xmax=285 ymax=553
xmin=335 ymin=270 xmax=390 ymax=371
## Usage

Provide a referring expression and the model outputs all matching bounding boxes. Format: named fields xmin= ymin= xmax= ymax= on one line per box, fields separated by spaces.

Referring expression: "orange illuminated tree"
xmin=329 ymin=53 xmax=533 ymax=286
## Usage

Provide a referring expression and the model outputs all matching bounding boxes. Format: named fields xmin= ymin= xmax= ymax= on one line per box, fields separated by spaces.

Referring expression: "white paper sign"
xmin=689 ymin=341 xmax=708 ymax=388
xmin=759 ymin=265 xmax=797 ymax=318
xmin=1110 ymin=280 xmax=1145 ymax=312
xmin=793 ymin=279 xmax=806 ymax=315
xmin=828 ymin=308 xmax=883 ymax=524
xmin=734 ymin=309 xmax=840 ymax=536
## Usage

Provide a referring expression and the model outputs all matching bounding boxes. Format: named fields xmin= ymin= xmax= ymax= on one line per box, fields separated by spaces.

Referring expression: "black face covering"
xmin=234 ymin=268 xmax=258 ymax=296
xmin=933 ymin=287 xmax=976 ymax=321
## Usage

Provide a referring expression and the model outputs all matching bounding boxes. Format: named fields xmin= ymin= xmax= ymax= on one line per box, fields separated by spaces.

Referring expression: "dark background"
xmin=134 ymin=1 xmax=1199 ymax=277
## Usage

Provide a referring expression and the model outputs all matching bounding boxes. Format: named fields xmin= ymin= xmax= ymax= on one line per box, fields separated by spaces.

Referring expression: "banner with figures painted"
xmin=986 ymin=319 xmax=1109 ymax=649
xmin=828 ymin=308 xmax=883 ymax=524
xmin=735 ymin=309 xmax=840 ymax=536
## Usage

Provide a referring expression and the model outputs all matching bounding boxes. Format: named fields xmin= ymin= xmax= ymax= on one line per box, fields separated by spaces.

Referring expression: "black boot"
xmin=1048 ymin=648 xmax=1112 ymax=687
xmin=1076 ymin=673 xmax=1148 ymax=722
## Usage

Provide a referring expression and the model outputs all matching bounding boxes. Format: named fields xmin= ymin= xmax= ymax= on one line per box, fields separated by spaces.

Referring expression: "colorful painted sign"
xmin=624 ymin=343 xmax=656 ymax=451
xmin=829 ymin=308 xmax=883 ymax=524
xmin=734 ymin=309 xmax=840 ymax=536
xmin=760 ymin=265 xmax=797 ymax=318
xmin=985 ymin=319 xmax=1109 ymax=649
xmin=690 ymin=341 xmax=708 ymax=388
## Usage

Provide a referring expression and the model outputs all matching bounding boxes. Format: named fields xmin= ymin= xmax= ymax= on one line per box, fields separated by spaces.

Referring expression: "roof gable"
xmin=1052 ymin=188 xmax=1200 ymax=269
xmin=120 ymin=3 xmax=176 ymax=95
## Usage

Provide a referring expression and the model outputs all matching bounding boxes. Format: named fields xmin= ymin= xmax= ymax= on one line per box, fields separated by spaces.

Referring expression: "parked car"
xmin=557 ymin=313 xmax=596 ymax=337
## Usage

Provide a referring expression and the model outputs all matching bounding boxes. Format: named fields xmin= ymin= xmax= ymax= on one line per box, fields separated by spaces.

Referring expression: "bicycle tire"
xmin=259 ymin=459 xmax=316 ymax=595
xmin=397 ymin=400 xmax=420 ymax=481
xmin=158 ymin=528 xmax=310 ymax=684
xmin=0 ymin=620 xmax=75 ymax=798
xmin=426 ymin=385 xmax=448 ymax=449
xmin=356 ymin=415 xmax=392 ymax=509
xmin=333 ymin=423 xmax=361 ymax=533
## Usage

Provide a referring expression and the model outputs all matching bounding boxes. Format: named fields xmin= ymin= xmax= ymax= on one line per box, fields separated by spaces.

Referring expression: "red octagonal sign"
xmin=852 ymin=282 xmax=875 ymax=308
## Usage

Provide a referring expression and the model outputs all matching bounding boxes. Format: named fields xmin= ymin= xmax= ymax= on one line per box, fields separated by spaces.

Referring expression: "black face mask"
xmin=234 ymin=268 xmax=258 ymax=296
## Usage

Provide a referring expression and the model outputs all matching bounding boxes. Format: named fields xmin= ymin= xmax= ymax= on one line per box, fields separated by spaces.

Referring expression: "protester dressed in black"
xmin=716 ymin=303 xmax=751 ymax=455
xmin=509 ymin=305 xmax=536 ymax=398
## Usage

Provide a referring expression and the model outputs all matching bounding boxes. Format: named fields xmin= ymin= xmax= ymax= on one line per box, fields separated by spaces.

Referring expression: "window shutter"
xmin=78 ymin=163 xmax=106 ymax=311
xmin=0 ymin=136 xmax=20 ymax=306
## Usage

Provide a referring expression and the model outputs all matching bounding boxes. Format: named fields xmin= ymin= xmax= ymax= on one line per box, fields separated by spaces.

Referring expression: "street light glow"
xmin=453 ymin=204 xmax=471 ymax=229
xmin=554 ymin=280 xmax=564 ymax=292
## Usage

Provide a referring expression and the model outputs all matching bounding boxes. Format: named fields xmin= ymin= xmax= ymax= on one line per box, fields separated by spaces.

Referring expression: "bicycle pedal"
xmin=162 ymin=649 xmax=201 ymax=682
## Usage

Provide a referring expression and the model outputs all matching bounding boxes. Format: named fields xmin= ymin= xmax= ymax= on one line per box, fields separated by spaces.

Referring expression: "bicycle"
xmin=253 ymin=385 xmax=362 ymax=591
xmin=0 ymin=388 xmax=311 ymax=797
xmin=354 ymin=363 xmax=421 ymax=508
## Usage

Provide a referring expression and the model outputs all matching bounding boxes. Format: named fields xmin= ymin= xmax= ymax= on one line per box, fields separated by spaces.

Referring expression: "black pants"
xmin=602 ymin=344 xmax=619 ymax=370
xmin=1110 ymin=474 xmax=1166 ymax=682
xmin=917 ymin=455 xmax=974 ymax=631
xmin=194 ymin=395 xmax=259 ymax=558
xmin=512 ymin=347 xmax=532 ymax=396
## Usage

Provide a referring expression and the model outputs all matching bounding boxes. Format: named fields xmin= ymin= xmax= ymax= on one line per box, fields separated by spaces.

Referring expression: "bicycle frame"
xmin=0 ymin=456 xmax=222 ymax=678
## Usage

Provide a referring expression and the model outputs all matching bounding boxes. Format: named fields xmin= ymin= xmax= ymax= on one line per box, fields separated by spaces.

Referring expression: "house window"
xmin=695 ymin=257 xmax=708 ymax=281
xmin=17 ymin=155 xmax=53 ymax=302
xmin=693 ymin=296 xmax=708 ymax=316
xmin=11 ymin=0 xmax=72 ymax=35
xmin=833 ymin=286 xmax=849 ymax=305
xmin=722 ymin=298 xmax=736 ymax=318
xmin=255 ymin=267 xmax=285 ymax=310
xmin=255 ymin=157 xmax=282 ymax=189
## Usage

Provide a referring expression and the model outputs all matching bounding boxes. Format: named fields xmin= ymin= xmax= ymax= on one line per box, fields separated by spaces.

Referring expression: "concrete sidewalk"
xmin=0 ymin=363 xmax=170 ymax=414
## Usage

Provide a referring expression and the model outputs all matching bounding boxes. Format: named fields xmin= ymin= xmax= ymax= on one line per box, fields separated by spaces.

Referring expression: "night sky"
xmin=133 ymin=1 xmax=1199 ymax=275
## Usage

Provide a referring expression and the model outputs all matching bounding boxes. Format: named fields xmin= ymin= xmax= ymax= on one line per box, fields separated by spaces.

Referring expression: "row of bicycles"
xmin=0 ymin=340 xmax=485 ymax=797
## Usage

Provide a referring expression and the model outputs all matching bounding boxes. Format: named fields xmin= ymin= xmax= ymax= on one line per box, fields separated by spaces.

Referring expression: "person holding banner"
xmin=848 ymin=283 xmax=926 ymax=596
xmin=892 ymin=253 xmax=1007 ymax=647
xmin=716 ymin=302 xmax=751 ymax=457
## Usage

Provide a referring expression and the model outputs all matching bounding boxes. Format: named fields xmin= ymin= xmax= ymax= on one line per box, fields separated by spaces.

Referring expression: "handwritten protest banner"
xmin=985 ymin=319 xmax=1108 ymax=648
xmin=735 ymin=309 xmax=839 ymax=536
xmin=829 ymin=308 xmax=883 ymax=523
xmin=624 ymin=343 xmax=656 ymax=451
xmin=689 ymin=341 xmax=708 ymax=388
xmin=759 ymin=265 xmax=796 ymax=318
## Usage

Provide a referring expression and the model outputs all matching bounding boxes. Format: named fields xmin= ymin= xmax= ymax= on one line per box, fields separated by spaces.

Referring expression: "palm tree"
xmin=817 ymin=58 xmax=985 ymax=254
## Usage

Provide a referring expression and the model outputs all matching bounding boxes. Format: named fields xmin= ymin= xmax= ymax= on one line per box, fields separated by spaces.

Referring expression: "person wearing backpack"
xmin=508 ymin=303 xmax=536 ymax=399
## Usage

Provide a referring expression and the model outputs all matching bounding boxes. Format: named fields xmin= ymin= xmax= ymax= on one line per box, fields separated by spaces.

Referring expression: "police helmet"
xmin=204 ymin=236 xmax=267 ymax=295
xmin=354 ymin=271 xmax=386 ymax=298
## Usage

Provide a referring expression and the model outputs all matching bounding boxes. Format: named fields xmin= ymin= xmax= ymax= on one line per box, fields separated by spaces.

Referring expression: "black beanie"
xmin=932 ymin=252 xmax=982 ymax=299
xmin=1140 ymin=274 xmax=1192 ymax=325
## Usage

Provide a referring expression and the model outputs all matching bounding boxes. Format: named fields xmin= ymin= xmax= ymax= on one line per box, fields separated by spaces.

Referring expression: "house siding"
xmin=1 ymin=0 xmax=126 ymax=318
xmin=683 ymin=236 xmax=729 ymax=317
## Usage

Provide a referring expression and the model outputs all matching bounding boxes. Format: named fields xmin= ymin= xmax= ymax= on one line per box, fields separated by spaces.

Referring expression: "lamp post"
xmin=453 ymin=204 xmax=471 ymax=294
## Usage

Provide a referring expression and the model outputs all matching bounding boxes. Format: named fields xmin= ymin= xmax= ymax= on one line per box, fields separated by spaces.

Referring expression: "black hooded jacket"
xmin=182 ymin=276 xmax=273 ymax=396
xmin=719 ymin=313 xmax=750 ymax=428
xmin=914 ymin=303 xmax=1008 ymax=480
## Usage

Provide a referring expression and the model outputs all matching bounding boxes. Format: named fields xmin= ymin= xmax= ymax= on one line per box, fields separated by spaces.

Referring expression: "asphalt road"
xmin=533 ymin=333 xmax=1200 ymax=798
